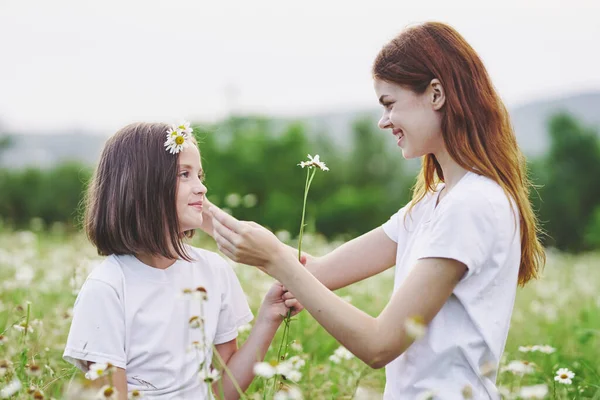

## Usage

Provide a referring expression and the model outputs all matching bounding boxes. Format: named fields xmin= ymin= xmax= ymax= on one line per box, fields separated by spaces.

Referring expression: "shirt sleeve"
xmin=214 ymin=258 xmax=254 ymax=345
xmin=417 ymin=195 xmax=498 ymax=280
xmin=382 ymin=204 xmax=409 ymax=243
xmin=63 ymin=278 xmax=127 ymax=372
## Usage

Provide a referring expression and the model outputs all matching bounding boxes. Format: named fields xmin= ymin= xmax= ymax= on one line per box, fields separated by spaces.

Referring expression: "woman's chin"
xmin=401 ymin=149 xmax=418 ymax=159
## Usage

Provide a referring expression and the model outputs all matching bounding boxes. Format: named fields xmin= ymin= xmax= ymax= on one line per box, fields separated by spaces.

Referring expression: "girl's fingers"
xmin=282 ymin=292 xmax=295 ymax=300
xmin=284 ymin=299 xmax=298 ymax=308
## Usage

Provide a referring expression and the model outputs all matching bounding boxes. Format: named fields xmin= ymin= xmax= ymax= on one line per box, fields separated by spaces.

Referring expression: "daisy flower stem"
xmin=23 ymin=302 xmax=31 ymax=341
xmin=271 ymin=167 xmax=316 ymax=396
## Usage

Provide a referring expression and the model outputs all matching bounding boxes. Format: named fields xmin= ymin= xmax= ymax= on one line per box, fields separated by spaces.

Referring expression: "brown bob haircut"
xmin=84 ymin=122 xmax=196 ymax=260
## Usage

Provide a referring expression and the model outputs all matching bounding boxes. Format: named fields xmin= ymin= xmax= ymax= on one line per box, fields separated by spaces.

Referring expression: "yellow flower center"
xmin=561 ymin=374 xmax=568 ymax=379
xmin=103 ymin=387 xmax=114 ymax=397
xmin=175 ymin=136 xmax=185 ymax=145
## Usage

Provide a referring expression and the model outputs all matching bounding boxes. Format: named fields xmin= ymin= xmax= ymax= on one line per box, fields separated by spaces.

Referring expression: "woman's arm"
xmin=210 ymin=208 xmax=466 ymax=368
xmin=304 ymin=227 xmax=397 ymax=291
xmin=203 ymin=203 xmax=397 ymax=291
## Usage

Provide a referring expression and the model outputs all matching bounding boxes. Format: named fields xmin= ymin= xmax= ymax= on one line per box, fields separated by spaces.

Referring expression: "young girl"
xmin=63 ymin=122 xmax=298 ymax=400
xmin=207 ymin=22 xmax=546 ymax=399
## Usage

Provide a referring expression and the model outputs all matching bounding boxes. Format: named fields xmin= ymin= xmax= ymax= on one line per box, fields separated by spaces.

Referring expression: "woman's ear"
xmin=430 ymin=79 xmax=446 ymax=110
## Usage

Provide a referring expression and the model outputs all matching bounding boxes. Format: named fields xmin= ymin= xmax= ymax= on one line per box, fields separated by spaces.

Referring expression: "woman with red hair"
xmin=209 ymin=22 xmax=545 ymax=399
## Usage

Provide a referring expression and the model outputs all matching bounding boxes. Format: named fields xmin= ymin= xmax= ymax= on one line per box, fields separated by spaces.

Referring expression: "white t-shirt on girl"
xmin=381 ymin=172 xmax=521 ymax=400
xmin=63 ymin=245 xmax=253 ymax=399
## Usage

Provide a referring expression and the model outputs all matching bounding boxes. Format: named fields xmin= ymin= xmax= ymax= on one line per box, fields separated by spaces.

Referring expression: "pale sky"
xmin=1 ymin=0 xmax=599 ymax=134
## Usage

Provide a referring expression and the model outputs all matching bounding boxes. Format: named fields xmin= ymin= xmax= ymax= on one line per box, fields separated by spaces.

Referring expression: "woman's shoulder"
xmin=442 ymin=172 xmax=516 ymax=217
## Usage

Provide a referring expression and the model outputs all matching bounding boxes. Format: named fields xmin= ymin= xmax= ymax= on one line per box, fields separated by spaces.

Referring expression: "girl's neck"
xmin=434 ymin=148 xmax=468 ymax=191
xmin=135 ymin=253 xmax=178 ymax=270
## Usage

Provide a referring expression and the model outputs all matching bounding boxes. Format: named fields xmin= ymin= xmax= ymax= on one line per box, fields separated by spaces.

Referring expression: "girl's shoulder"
xmin=184 ymin=245 xmax=234 ymax=274
xmin=86 ymin=255 xmax=126 ymax=289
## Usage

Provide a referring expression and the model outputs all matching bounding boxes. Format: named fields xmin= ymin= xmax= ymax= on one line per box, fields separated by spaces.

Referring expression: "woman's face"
xmin=374 ymin=79 xmax=445 ymax=159
xmin=176 ymin=144 xmax=207 ymax=232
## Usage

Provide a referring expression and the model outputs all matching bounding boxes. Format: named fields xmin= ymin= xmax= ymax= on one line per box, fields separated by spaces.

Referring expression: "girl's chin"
xmin=180 ymin=217 xmax=203 ymax=232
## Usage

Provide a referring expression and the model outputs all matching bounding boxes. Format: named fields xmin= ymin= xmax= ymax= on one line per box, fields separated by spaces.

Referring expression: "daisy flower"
xmin=519 ymin=384 xmax=549 ymax=399
xmin=0 ymin=378 xmax=22 ymax=398
xmin=189 ymin=316 xmax=203 ymax=329
xmin=85 ymin=362 xmax=111 ymax=380
xmin=25 ymin=364 xmax=42 ymax=377
xmin=501 ymin=360 xmax=536 ymax=375
xmin=290 ymin=341 xmax=303 ymax=352
xmin=98 ymin=385 xmax=118 ymax=399
xmin=194 ymin=286 xmax=208 ymax=301
xmin=176 ymin=121 xmax=193 ymax=136
xmin=198 ymin=368 xmax=220 ymax=383
xmin=273 ymin=385 xmax=302 ymax=400
xmin=404 ymin=315 xmax=427 ymax=340
xmin=13 ymin=322 xmax=34 ymax=334
xmin=298 ymin=154 xmax=329 ymax=171
xmin=165 ymin=131 xmax=190 ymax=154
xmin=554 ymin=367 xmax=575 ymax=384
xmin=253 ymin=362 xmax=276 ymax=379
xmin=128 ymin=389 xmax=143 ymax=399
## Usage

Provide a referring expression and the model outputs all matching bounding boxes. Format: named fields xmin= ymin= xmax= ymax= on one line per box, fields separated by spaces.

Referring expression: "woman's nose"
xmin=378 ymin=114 xmax=392 ymax=130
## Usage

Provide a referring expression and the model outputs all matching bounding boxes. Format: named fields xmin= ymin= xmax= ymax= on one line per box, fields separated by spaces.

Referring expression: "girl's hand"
xmin=257 ymin=282 xmax=303 ymax=325
xmin=209 ymin=207 xmax=288 ymax=274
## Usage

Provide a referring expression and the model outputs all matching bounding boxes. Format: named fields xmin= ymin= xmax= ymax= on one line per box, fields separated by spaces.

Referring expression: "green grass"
xmin=0 ymin=230 xmax=599 ymax=399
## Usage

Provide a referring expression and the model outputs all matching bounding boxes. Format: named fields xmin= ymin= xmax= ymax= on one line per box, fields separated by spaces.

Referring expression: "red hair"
xmin=373 ymin=22 xmax=545 ymax=285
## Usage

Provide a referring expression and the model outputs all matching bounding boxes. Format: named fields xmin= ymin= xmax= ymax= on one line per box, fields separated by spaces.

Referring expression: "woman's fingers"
xmin=209 ymin=206 xmax=243 ymax=233
xmin=213 ymin=226 xmax=238 ymax=257
xmin=213 ymin=217 xmax=241 ymax=247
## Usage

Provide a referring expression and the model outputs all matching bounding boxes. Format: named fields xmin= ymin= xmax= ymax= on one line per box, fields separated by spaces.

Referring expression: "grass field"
xmin=0 ymin=229 xmax=599 ymax=399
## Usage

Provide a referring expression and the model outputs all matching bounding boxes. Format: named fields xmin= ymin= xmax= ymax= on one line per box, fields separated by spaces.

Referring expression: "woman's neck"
xmin=434 ymin=148 xmax=468 ymax=191
xmin=135 ymin=253 xmax=178 ymax=270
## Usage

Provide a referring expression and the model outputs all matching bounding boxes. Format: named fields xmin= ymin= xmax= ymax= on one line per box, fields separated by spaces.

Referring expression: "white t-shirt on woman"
xmin=63 ymin=245 xmax=253 ymax=399
xmin=381 ymin=172 xmax=521 ymax=400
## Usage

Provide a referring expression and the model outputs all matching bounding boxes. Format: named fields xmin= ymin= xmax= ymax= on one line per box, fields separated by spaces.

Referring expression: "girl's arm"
xmin=210 ymin=208 xmax=466 ymax=368
xmin=212 ymin=322 xmax=279 ymax=399
xmin=212 ymin=283 xmax=294 ymax=400
xmin=85 ymin=363 xmax=128 ymax=400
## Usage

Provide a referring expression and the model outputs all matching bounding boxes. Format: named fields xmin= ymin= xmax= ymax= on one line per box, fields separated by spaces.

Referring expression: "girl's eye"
xmin=384 ymin=102 xmax=394 ymax=110
xmin=179 ymin=171 xmax=189 ymax=178
xmin=198 ymin=173 xmax=205 ymax=182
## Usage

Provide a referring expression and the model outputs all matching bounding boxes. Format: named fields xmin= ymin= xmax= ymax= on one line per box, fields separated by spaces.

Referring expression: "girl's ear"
xmin=430 ymin=79 xmax=446 ymax=111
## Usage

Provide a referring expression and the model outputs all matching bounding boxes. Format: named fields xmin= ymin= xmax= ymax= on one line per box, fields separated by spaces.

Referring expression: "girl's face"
xmin=374 ymin=79 xmax=445 ymax=159
xmin=176 ymin=144 xmax=207 ymax=232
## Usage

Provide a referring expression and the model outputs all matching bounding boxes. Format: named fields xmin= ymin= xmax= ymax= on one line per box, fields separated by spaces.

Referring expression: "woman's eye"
xmin=384 ymin=102 xmax=393 ymax=110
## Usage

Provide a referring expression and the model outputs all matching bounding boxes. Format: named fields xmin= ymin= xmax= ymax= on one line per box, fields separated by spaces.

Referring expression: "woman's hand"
xmin=209 ymin=207 xmax=288 ymax=274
